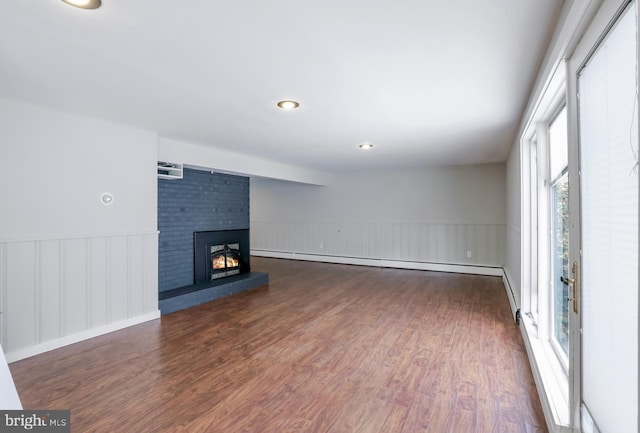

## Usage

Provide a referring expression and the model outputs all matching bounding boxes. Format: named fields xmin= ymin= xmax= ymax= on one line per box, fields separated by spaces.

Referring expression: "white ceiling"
xmin=0 ymin=0 xmax=561 ymax=173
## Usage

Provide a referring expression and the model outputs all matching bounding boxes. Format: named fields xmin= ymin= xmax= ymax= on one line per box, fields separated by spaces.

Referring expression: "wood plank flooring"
xmin=9 ymin=257 xmax=547 ymax=433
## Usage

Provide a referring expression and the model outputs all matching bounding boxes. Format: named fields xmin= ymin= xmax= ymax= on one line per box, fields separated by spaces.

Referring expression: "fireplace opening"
xmin=194 ymin=229 xmax=250 ymax=284
xmin=210 ymin=243 xmax=241 ymax=280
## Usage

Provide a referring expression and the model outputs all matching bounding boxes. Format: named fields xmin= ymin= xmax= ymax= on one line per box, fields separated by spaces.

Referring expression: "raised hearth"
xmin=159 ymin=271 xmax=268 ymax=315
xmin=159 ymin=228 xmax=267 ymax=315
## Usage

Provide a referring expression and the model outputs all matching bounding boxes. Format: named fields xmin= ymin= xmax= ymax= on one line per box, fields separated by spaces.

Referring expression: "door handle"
xmin=560 ymin=275 xmax=574 ymax=285
xmin=571 ymin=261 xmax=579 ymax=314
xmin=560 ymin=262 xmax=579 ymax=314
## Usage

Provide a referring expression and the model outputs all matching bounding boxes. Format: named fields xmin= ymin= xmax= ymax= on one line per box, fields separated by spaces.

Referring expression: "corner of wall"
xmin=501 ymin=267 xmax=520 ymax=321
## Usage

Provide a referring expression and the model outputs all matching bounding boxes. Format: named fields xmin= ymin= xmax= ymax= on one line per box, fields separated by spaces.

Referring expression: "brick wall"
xmin=158 ymin=169 xmax=250 ymax=291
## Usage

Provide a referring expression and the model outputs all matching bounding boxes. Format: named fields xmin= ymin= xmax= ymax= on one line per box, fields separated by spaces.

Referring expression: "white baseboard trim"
xmin=501 ymin=269 xmax=519 ymax=321
xmin=251 ymin=250 xmax=503 ymax=277
xmin=5 ymin=310 xmax=161 ymax=363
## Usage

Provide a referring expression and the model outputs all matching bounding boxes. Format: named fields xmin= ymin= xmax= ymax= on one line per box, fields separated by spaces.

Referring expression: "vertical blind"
xmin=578 ymin=3 xmax=638 ymax=432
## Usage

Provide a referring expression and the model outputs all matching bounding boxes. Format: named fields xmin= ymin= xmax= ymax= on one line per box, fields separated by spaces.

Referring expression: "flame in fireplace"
xmin=212 ymin=255 xmax=226 ymax=269
xmin=212 ymin=255 xmax=240 ymax=270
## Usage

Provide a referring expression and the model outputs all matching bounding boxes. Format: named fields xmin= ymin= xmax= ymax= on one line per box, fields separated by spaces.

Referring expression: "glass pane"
xmin=549 ymin=106 xmax=568 ymax=181
xmin=551 ymin=172 xmax=569 ymax=354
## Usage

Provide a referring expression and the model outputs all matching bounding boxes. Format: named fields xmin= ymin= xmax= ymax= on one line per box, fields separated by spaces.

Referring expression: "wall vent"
xmin=157 ymin=161 xmax=183 ymax=180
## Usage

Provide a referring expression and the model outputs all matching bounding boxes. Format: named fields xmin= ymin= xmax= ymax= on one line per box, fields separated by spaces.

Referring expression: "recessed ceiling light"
xmin=277 ymin=100 xmax=299 ymax=110
xmin=60 ymin=0 xmax=102 ymax=9
xmin=100 ymin=192 xmax=114 ymax=205
xmin=359 ymin=143 xmax=374 ymax=150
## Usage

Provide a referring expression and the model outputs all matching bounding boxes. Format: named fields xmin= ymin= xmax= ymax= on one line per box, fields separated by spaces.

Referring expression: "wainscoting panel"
xmin=0 ymin=232 xmax=159 ymax=361
xmin=5 ymin=242 xmax=36 ymax=353
xmin=40 ymin=240 xmax=61 ymax=343
xmin=505 ymin=223 xmax=522 ymax=310
xmin=62 ymin=238 xmax=88 ymax=336
xmin=109 ymin=236 xmax=129 ymax=323
xmin=128 ymin=235 xmax=146 ymax=319
xmin=251 ymin=222 xmax=505 ymax=267
xmin=88 ymin=237 xmax=108 ymax=329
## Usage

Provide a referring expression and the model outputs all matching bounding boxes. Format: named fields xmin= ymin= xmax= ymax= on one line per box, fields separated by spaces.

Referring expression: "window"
xmin=521 ymin=72 xmax=571 ymax=419
xmin=520 ymin=2 xmax=638 ymax=431
xmin=530 ymin=101 xmax=570 ymax=382
xmin=528 ymin=136 xmax=539 ymax=321
xmin=548 ymin=106 xmax=569 ymax=356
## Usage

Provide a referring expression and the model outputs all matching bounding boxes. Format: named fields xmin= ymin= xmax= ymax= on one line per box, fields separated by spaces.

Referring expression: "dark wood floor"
xmin=10 ymin=257 xmax=547 ymax=433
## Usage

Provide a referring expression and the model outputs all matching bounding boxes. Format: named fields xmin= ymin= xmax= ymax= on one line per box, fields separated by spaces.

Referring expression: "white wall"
xmin=251 ymin=164 xmax=506 ymax=269
xmin=1 ymin=101 xmax=157 ymax=239
xmin=0 ymin=97 xmax=160 ymax=361
xmin=504 ymin=140 xmax=522 ymax=307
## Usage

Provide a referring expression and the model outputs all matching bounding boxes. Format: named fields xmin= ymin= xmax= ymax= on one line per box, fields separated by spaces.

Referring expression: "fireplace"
xmin=194 ymin=229 xmax=250 ymax=284
xmin=210 ymin=243 xmax=241 ymax=279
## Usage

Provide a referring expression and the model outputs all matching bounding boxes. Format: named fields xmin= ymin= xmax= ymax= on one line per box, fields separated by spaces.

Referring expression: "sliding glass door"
xmin=571 ymin=1 xmax=638 ymax=431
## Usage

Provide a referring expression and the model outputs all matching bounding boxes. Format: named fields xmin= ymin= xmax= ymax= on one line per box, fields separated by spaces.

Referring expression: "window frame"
xmin=522 ymin=72 xmax=571 ymax=407
xmin=546 ymin=104 xmax=570 ymax=361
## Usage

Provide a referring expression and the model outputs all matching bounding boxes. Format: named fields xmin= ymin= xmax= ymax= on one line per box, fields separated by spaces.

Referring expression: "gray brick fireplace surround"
xmin=157 ymin=168 xmax=267 ymax=314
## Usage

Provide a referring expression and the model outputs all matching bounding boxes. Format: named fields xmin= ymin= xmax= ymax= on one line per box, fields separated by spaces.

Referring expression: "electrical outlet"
xmin=466 ymin=250 xmax=472 ymax=258
xmin=319 ymin=242 xmax=323 ymax=249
